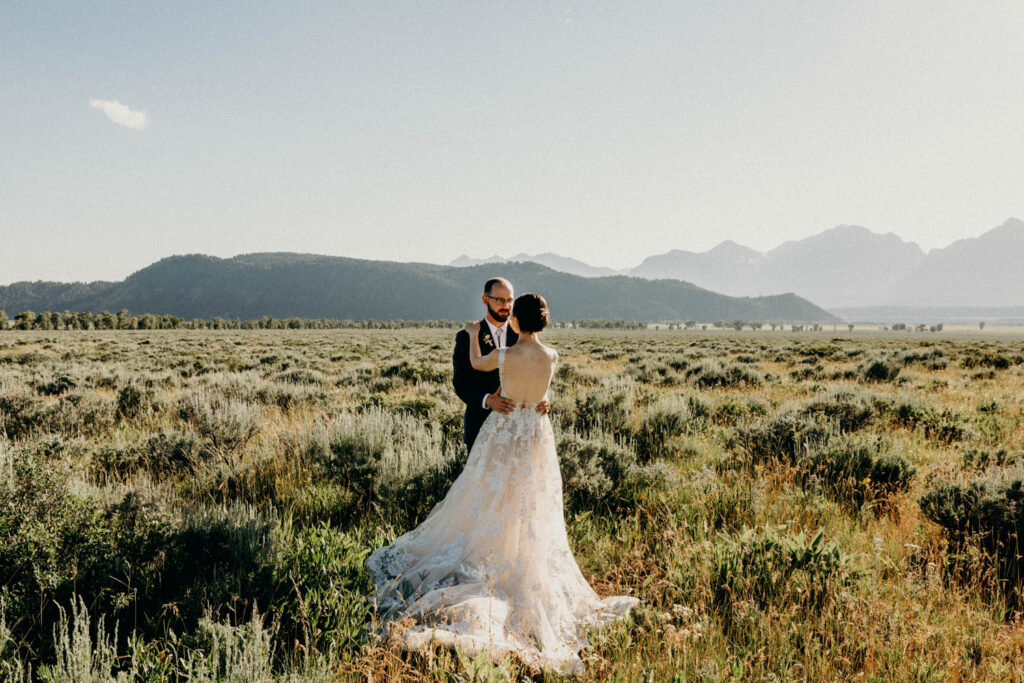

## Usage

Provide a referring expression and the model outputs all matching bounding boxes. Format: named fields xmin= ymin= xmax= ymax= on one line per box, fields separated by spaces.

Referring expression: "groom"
xmin=452 ymin=277 xmax=548 ymax=450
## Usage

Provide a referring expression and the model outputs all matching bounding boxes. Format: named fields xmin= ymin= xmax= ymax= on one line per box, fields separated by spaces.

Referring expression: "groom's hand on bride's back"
xmin=485 ymin=389 xmax=515 ymax=415
xmin=535 ymin=400 xmax=549 ymax=416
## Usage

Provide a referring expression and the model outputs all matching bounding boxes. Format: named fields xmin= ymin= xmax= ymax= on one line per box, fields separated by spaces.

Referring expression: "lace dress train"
xmin=366 ymin=350 xmax=638 ymax=673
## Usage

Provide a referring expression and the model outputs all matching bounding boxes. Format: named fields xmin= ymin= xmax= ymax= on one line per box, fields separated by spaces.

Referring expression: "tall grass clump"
xmin=177 ymin=610 xmax=280 ymax=682
xmin=712 ymin=525 xmax=858 ymax=634
xmin=271 ymin=522 xmax=374 ymax=655
xmin=1 ymin=598 xmax=29 ymax=681
xmin=631 ymin=398 xmax=693 ymax=463
xmin=39 ymin=596 xmax=122 ymax=683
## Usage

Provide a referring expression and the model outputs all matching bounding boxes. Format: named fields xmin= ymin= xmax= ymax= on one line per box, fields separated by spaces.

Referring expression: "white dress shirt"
xmin=481 ymin=319 xmax=508 ymax=408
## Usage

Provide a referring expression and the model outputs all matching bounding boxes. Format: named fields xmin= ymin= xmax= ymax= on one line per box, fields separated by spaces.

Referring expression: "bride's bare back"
xmin=500 ymin=343 xmax=558 ymax=403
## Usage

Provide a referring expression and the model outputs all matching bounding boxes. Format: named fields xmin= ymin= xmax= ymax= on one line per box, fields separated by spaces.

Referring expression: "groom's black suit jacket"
xmin=452 ymin=320 xmax=518 ymax=450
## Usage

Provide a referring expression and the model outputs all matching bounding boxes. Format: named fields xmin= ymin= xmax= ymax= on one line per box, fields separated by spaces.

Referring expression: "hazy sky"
xmin=2 ymin=1 xmax=1023 ymax=284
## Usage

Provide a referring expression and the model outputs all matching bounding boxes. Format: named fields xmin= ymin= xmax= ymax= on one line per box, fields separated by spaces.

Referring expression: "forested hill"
xmin=0 ymin=253 xmax=840 ymax=323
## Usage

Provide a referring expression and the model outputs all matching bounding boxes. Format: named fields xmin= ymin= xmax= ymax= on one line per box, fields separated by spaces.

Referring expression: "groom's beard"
xmin=487 ymin=302 xmax=510 ymax=323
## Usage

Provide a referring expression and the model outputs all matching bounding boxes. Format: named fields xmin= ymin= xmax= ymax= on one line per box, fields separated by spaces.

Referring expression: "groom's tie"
xmin=495 ymin=327 xmax=504 ymax=349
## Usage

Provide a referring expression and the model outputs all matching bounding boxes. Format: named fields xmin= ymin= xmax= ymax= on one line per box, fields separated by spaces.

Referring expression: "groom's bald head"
xmin=484 ymin=277 xmax=512 ymax=295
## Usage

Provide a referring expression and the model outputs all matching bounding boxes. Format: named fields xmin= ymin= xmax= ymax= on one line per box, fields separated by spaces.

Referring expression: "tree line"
xmin=0 ymin=309 xmax=664 ymax=331
xmin=0 ymin=310 xmax=968 ymax=333
xmin=0 ymin=310 xmax=466 ymax=331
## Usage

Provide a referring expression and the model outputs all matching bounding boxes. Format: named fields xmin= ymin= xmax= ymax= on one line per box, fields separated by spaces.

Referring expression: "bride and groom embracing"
xmin=367 ymin=277 xmax=638 ymax=674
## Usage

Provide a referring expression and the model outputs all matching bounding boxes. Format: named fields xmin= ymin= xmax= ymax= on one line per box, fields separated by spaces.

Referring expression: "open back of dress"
xmin=367 ymin=348 xmax=638 ymax=674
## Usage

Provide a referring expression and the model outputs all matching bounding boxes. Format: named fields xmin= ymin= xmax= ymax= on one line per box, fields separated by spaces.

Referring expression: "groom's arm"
xmin=453 ymin=330 xmax=487 ymax=408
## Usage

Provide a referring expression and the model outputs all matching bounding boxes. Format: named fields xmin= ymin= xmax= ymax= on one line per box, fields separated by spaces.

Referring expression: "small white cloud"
xmin=89 ymin=99 xmax=147 ymax=130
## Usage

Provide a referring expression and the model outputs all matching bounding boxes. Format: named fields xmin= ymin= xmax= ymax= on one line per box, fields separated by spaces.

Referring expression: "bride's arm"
xmin=464 ymin=321 xmax=499 ymax=371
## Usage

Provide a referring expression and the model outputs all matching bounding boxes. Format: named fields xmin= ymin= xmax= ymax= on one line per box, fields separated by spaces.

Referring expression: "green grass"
xmin=1 ymin=328 xmax=1023 ymax=680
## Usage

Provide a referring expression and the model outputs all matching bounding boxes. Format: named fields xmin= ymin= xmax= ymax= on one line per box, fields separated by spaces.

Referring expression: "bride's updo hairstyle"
xmin=512 ymin=293 xmax=549 ymax=333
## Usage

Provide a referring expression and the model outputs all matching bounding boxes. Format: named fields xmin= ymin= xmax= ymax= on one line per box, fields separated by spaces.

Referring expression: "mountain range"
xmin=451 ymin=218 xmax=1024 ymax=309
xmin=0 ymin=254 xmax=838 ymax=323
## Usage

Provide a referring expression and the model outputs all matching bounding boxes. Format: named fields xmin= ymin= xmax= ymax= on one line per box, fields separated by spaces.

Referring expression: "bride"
xmin=366 ymin=292 xmax=638 ymax=674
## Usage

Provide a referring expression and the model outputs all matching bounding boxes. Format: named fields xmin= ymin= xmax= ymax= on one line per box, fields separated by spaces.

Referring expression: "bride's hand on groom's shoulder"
xmin=464 ymin=320 xmax=480 ymax=334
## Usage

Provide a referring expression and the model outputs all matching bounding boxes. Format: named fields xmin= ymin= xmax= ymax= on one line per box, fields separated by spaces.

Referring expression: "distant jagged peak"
xmin=824 ymin=223 xmax=872 ymax=236
xmin=448 ymin=253 xmax=507 ymax=267
xmin=801 ymin=224 xmax=899 ymax=243
xmin=448 ymin=254 xmax=480 ymax=267
xmin=707 ymin=239 xmax=763 ymax=259
xmin=826 ymin=224 xmax=917 ymax=246
xmin=511 ymin=251 xmax=567 ymax=261
xmin=767 ymin=224 xmax=925 ymax=259
xmin=926 ymin=217 xmax=1024 ymax=255
xmin=979 ymin=216 xmax=1024 ymax=239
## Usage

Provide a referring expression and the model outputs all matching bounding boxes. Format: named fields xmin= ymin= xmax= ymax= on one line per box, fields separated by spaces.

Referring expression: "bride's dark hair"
xmin=512 ymin=293 xmax=549 ymax=333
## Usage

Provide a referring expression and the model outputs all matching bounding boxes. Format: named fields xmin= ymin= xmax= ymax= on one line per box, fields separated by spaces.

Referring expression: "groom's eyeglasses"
xmin=486 ymin=296 xmax=513 ymax=306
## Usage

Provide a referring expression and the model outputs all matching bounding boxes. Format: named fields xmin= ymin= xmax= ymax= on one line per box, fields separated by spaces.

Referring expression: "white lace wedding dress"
xmin=367 ymin=349 xmax=638 ymax=674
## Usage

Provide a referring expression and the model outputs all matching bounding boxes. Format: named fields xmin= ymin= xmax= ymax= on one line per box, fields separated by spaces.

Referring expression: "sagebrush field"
xmin=2 ymin=328 xmax=1024 ymax=681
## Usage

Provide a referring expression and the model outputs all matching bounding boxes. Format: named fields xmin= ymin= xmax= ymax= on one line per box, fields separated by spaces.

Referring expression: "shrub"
xmin=153 ymin=503 xmax=280 ymax=630
xmin=116 ymin=384 xmax=154 ymax=420
xmin=889 ymin=399 xmax=969 ymax=443
xmin=961 ymin=352 xmax=1012 ymax=370
xmin=0 ymin=446 xmax=175 ymax=661
xmin=134 ymin=430 xmax=206 ymax=476
xmin=735 ymin=415 xmax=913 ymax=508
xmin=919 ymin=467 xmax=1024 ymax=605
xmin=710 ymin=398 xmax=768 ymax=425
xmin=272 ymin=522 xmax=373 ymax=652
xmin=801 ymin=435 xmax=916 ymax=507
xmin=685 ymin=359 xmax=763 ymax=388
xmin=0 ymin=388 xmax=45 ymax=438
xmin=629 ymin=359 xmax=681 ymax=386
xmin=252 ymin=380 xmax=324 ymax=412
xmin=961 ymin=447 xmax=1024 ymax=471
xmin=38 ymin=596 xmax=121 ymax=682
xmin=897 ymin=347 xmax=947 ymax=369
xmin=565 ymin=382 xmax=634 ymax=439
xmin=378 ymin=361 xmax=449 ymax=385
xmin=273 ymin=368 xmax=331 ymax=385
xmin=860 ymin=357 xmax=900 ymax=382
xmin=802 ymin=385 xmax=877 ymax=432
xmin=35 ymin=375 xmax=77 ymax=397
xmin=554 ymin=362 xmax=602 ymax=388
xmin=686 ymin=394 xmax=712 ymax=420
xmin=734 ymin=412 xmax=834 ymax=466
xmin=179 ymin=393 xmax=262 ymax=451
xmin=319 ymin=409 xmax=460 ymax=527
xmin=557 ymin=432 xmax=639 ymax=510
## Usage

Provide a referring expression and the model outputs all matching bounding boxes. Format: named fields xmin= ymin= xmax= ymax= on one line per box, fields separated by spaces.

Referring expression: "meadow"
xmin=2 ymin=327 xmax=1024 ymax=681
